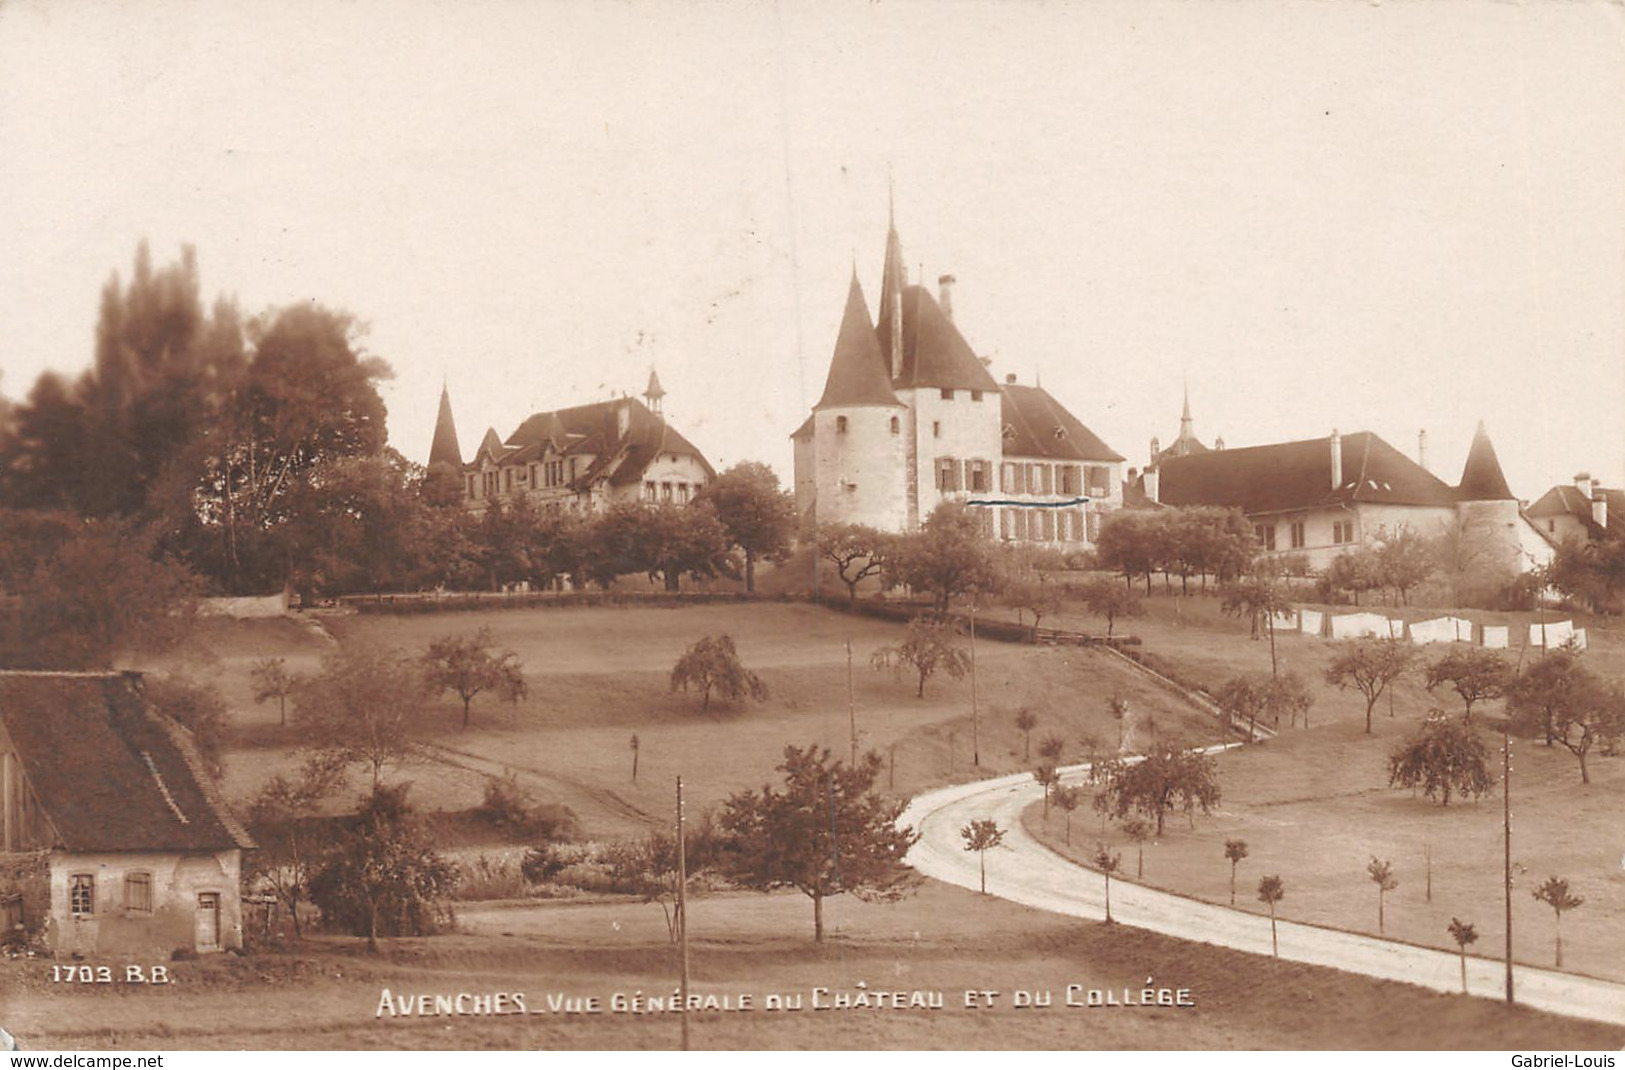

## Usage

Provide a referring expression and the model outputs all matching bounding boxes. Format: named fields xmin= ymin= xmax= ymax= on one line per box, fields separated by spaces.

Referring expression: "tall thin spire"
xmin=428 ymin=382 xmax=462 ymax=468
xmin=1181 ymin=378 xmax=1192 ymax=427
xmin=878 ymin=186 xmax=907 ymax=380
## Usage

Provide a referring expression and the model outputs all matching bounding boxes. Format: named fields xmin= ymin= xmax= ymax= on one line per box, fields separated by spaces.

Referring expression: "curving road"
xmin=900 ymin=766 xmax=1625 ymax=1028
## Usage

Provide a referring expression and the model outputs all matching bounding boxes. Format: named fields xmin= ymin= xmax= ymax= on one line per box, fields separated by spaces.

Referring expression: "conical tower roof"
xmin=644 ymin=369 xmax=665 ymax=401
xmin=428 ymin=383 xmax=462 ymax=467
xmin=1457 ymin=421 xmax=1515 ymax=501
xmin=814 ymin=272 xmax=901 ymax=410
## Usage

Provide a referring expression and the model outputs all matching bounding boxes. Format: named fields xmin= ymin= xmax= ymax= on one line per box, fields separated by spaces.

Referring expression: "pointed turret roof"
xmin=1457 ymin=421 xmax=1516 ymax=501
xmin=644 ymin=369 xmax=665 ymax=402
xmin=428 ymin=383 xmax=462 ymax=468
xmin=877 ymin=203 xmax=907 ymax=374
xmin=476 ymin=426 xmax=505 ymax=462
xmin=814 ymin=273 xmax=902 ymax=409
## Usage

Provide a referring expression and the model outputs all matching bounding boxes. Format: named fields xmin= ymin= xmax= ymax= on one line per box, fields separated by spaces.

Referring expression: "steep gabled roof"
xmin=1000 ymin=384 xmax=1124 ymax=463
xmin=475 ymin=427 xmax=505 ymax=463
xmin=1157 ymin=432 xmax=1458 ymax=515
xmin=1527 ymin=484 xmax=1625 ymax=532
xmin=814 ymin=273 xmax=901 ymax=410
xmin=886 ymin=286 xmax=1001 ymax=393
xmin=499 ymin=397 xmax=715 ymax=486
xmin=428 ymin=385 xmax=462 ymax=468
xmin=0 ymin=672 xmax=253 ymax=853
xmin=1456 ymin=421 xmax=1516 ymax=501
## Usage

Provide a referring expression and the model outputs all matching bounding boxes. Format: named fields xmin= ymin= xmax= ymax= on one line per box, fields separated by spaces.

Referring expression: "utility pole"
xmin=1503 ymin=728 xmax=1514 ymax=1005
xmin=846 ymin=639 xmax=858 ymax=769
xmin=969 ymin=597 xmax=981 ymax=767
xmin=676 ymin=776 xmax=691 ymax=1049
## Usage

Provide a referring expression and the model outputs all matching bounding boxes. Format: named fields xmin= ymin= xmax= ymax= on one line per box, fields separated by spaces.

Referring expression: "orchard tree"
xmin=1547 ymin=531 xmax=1625 ymax=614
xmin=1425 ymin=648 xmax=1509 ymax=723
xmin=814 ymin=523 xmax=890 ymax=602
xmin=960 ymin=819 xmax=1005 ymax=894
xmin=1367 ymin=857 xmax=1398 ymax=934
xmin=1095 ymin=511 xmax=1159 ymax=594
xmin=1215 ymin=674 xmax=1271 ymax=741
xmin=1265 ymin=672 xmax=1314 ymax=730
xmin=1093 ymin=843 xmax=1123 ymax=923
xmin=697 ymin=461 xmax=796 ymax=593
xmin=250 ymin=656 xmax=299 ymax=727
xmin=1121 ymin=816 xmax=1151 ymax=879
xmin=1038 ymin=733 xmax=1065 ymax=764
xmin=1387 ymin=712 xmax=1493 ymax=806
xmin=886 ymin=502 xmax=1000 ymax=614
xmin=1080 ymin=577 xmax=1143 ymax=637
xmin=1324 ymin=548 xmax=1384 ymax=606
xmin=1101 ymin=741 xmax=1220 ymax=836
xmin=1224 ymin=839 xmax=1249 ymax=906
xmin=871 ymin=616 xmax=971 ymax=698
xmin=719 ymin=745 xmax=919 ymax=941
xmin=1258 ymin=875 xmax=1285 ymax=956
xmin=245 ymin=752 xmax=347 ymax=938
xmin=295 ymin=647 xmax=426 ymax=789
xmin=1374 ymin=527 xmax=1436 ymax=605
xmin=1447 ymin=918 xmax=1478 ymax=993
xmin=1107 ymin=693 xmax=1131 ymax=750
xmin=421 ymin=628 xmax=528 ymax=729
xmin=1326 ymin=638 xmax=1414 ymax=734
xmin=1033 ymin=763 xmax=1060 ymax=816
xmin=1014 ymin=707 xmax=1039 ymax=761
xmin=1054 ymin=785 xmax=1083 ymax=845
xmin=1001 ymin=575 xmax=1064 ymax=640
xmin=1508 ymin=654 xmax=1624 ymax=784
xmin=670 ymin=634 xmax=768 ymax=710
xmin=1531 ymin=877 xmax=1584 ymax=968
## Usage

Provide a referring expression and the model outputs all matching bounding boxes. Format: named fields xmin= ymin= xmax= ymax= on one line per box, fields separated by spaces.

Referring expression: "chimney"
xmin=1574 ymin=472 xmax=1593 ymax=500
xmin=1144 ymin=466 xmax=1160 ymax=504
xmin=1417 ymin=429 xmax=1428 ymax=472
xmin=1149 ymin=436 xmax=1161 ymax=465
xmin=938 ymin=274 xmax=956 ymax=323
xmin=1005 ymin=373 xmax=1017 ymax=385
xmin=1214 ymin=435 xmax=1226 ymax=451
xmin=1330 ymin=429 xmax=1343 ymax=489
xmin=1594 ymin=490 xmax=1608 ymax=530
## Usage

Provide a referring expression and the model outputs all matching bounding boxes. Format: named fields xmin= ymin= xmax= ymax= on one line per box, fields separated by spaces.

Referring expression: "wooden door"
xmin=195 ymin=892 xmax=220 ymax=950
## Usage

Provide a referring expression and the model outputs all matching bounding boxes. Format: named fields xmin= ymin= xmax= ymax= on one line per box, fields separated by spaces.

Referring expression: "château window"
xmin=969 ymin=461 xmax=989 ymax=493
xmin=889 ymin=416 xmax=900 ymax=435
xmin=836 ymin=416 xmax=848 ymax=434
xmin=125 ymin=872 xmax=152 ymax=913
xmin=932 ymin=421 xmax=941 ymax=438
xmin=70 ymin=874 xmax=94 ymax=916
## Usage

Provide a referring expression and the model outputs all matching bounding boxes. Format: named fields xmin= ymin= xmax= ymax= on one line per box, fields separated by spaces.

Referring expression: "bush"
xmin=453 ymin=854 xmax=530 ymax=901
xmin=307 ymin=785 xmax=458 ymax=945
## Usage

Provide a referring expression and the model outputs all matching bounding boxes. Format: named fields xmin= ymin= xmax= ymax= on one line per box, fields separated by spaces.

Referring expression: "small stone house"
xmin=0 ymin=671 xmax=253 ymax=956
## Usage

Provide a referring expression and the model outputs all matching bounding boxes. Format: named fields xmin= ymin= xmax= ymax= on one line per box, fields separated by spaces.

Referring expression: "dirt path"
xmin=421 ymin=741 xmax=658 ymax=829
xmin=900 ymin=766 xmax=1625 ymax=1028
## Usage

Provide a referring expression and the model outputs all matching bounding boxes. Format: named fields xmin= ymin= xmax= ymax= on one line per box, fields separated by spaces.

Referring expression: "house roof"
xmin=493 ymin=397 xmax=715 ymax=486
xmin=814 ymin=273 xmax=902 ymax=410
xmin=0 ymin=672 xmax=253 ymax=853
xmin=1000 ymin=384 xmax=1124 ymax=463
xmin=1456 ymin=422 xmax=1515 ymax=501
xmin=428 ymin=385 xmax=462 ymax=468
xmin=1157 ymin=431 xmax=1459 ymax=515
xmin=1527 ymin=483 xmax=1625 ymax=532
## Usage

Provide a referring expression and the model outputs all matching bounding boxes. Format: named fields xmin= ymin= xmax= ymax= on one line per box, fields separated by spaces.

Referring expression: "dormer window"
xmin=1002 ymin=424 xmax=1016 ymax=440
xmin=1053 ymin=427 xmax=1067 ymax=440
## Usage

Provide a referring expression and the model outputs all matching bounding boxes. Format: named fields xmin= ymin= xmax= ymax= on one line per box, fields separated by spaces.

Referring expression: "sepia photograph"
xmin=0 ymin=0 xmax=1622 ymax=1054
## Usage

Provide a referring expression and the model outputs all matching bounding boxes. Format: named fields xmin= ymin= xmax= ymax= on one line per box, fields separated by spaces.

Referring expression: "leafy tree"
xmin=250 ymin=656 xmax=299 ymax=727
xmin=1080 ymin=578 xmax=1142 ymax=637
xmin=960 ymin=818 xmax=1005 ymax=894
xmin=1001 ymin=576 xmax=1064 ymax=640
xmin=1546 ymin=531 xmax=1625 ymax=615
xmin=1326 ymin=638 xmax=1415 ymax=734
xmin=1367 ymin=857 xmax=1398 ymax=934
xmin=307 ymin=783 xmax=457 ymax=951
xmin=1216 ymin=675 xmax=1271 ymax=741
xmin=1107 ymin=694 xmax=1131 ymax=750
xmin=1037 ymin=733 xmax=1065 ymax=764
xmin=1425 ymin=648 xmax=1509 ymax=722
xmin=0 ymin=519 xmax=199 ymax=670
xmin=871 ymin=616 xmax=971 ymax=698
xmin=1093 ymin=842 xmax=1122 ymax=922
xmin=1054 ymin=785 xmax=1082 ymax=845
xmin=697 ymin=461 xmax=796 ymax=593
xmin=815 ymin=523 xmax=891 ymax=602
xmin=669 ymin=634 xmax=768 ymax=711
xmin=1033 ymin=763 xmax=1060 ymax=815
xmin=886 ymin=502 xmax=1000 ymax=614
xmin=1014 ymin=707 xmax=1039 ymax=761
xmin=1447 ymin=917 xmax=1478 ymax=993
xmin=1100 ymin=741 xmax=1220 ymax=835
xmin=296 ymin=647 xmax=425 ymax=789
xmin=1324 ymin=548 xmax=1383 ymax=606
xmin=1387 ymin=713 xmax=1493 ymax=806
xmin=422 ymin=627 xmax=528 ymax=729
xmin=1096 ymin=510 xmax=1160 ymax=594
xmin=245 ymin=752 xmax=347 ymax=938
xmin=1507 ymin=653 xmax=1624 ymax=784
xmin=1224 ymin=839 xmax=1249 ymax=906
xmin=1374 ymin=527 xmax=1436 ymax=605
xmin=718 ymin=744 xmax=919 ymax=940
xmin=1530 ymin=877 xmax=1584 ymax=968
xmin=143 ymin=675 xmax=229 ymax=781
xmin=1265 ymin=672 xmax=1314 ymax=730
xmin=1121 ymin=816 xmax=1151 ymax=879
xmin=1257 ymin=875 xmax=1285 ymax=956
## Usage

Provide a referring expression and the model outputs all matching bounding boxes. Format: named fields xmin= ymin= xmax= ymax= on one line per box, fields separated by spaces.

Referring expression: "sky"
xmin=2 ymin=0 xmax=1621 ymax=502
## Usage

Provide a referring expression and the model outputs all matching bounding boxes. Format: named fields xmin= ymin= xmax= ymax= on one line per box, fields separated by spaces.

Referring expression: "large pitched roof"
xmin=1456 ymin=422 xmax=1516 ymax=501
xmin=883 ymin=285 xmax=1002 ymax=393
xmin=814 ymin=273 xmax=902 ymax=410
xmin=428 ymin=385 xmax=462 ymax=468
xmin=491 ymin=397 xmax=715 ymax=486
xmin=1157 ymin=432 xmax=1458 ymax=515
xmin=0 ymin=672 xmax=253 ymax=853
xmin=1000 ymin=384 xmax=1124 ymax=463
xmin=1527 ymin=483 xmax=1625 ymax=531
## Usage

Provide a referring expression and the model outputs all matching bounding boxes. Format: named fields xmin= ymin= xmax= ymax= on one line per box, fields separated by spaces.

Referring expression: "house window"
xmin=661 ymin=482 xmax=674 ymax=502
xmin=125 ymin=872 xmax=153 ymax=913
xmin=528 ymin=464 xmax=538 ymax=485
xmin=1333 ymin=520 xmax=1354 ymax=544
xmin=932 ymin=421 xmax=941 ymax=438
xmin=644 ymin=481 xmax=657 ymax=502
xmin=889 ymin=416 xmax=900 ymax=435
xmin=940 ymin=388 xmax=955 ymax=401
xmin=836 ymin=415 xmax=848 ymax=434
xmin=971 ymin=390 xmax=983 ymax=402
xmin=466 ymin=474 xmax=476 ymax=498
xmin=1290 ymin=522 xmax=1306 ymax=549
xmin=969 ymin=460 xmax=989 ymax=493
xmin=569 ymin=458 xmax=578 ymax=482
xmin=504 ymin=469 xmax=513 ymax=493
xmin=70 ymin=873 xmax=94 ymax=916
xmin=1255 ymin=524 xmax=1277 ymax=551
xmin=678 ymin=483 xmax=691 ymax=504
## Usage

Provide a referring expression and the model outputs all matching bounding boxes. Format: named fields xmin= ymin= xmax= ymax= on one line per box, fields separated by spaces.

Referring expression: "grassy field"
xmin=1017 ymin=592 xmax=1625 ymax=983
xmin=3 ymin=882 xmax=1618 ymax=1050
